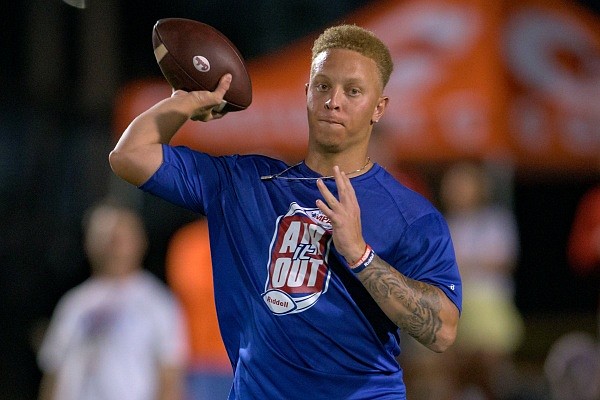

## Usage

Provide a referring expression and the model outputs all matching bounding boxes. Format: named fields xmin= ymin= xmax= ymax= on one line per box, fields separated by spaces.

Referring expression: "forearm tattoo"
xmin=359 ymin=254 xmax=443 ymax=346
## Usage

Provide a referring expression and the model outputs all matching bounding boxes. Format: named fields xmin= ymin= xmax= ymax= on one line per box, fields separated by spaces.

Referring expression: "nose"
xmin=325 ymin=89 xmax=341 ymax=110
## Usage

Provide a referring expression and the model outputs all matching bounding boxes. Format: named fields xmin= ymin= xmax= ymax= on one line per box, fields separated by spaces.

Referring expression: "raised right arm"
xmin=109 ymin=74 xmax=232 ymax=186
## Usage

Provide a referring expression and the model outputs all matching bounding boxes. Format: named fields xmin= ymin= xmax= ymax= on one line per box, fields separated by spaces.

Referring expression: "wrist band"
xmin=349 ymin=245 xmax=371 ymax=268
xmin=349 ymin=245 xmax=375 ymax=273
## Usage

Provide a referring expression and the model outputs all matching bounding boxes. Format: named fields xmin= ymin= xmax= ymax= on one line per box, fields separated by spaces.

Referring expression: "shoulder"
xmin=165 ymin=146 xmax=283 ymax=166
xmin=360 ymin=165 xmax=441 ymax=226
xmin=164 ymin=146 xmax=287 ymax=175
xmin=49 ymin=278 xmax=100 ymax=319
xmin=57 ymin=278 xmax=97 ymax=304
xmin=126 ymin=273 xmax=182 ymax=317
xmin=136 ymin=271 xmax=173 ymax=297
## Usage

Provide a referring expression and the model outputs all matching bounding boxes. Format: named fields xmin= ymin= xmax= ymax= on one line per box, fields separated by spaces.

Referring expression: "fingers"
xmin=316 ymin=178 xmax=336 ymax=208
xmin=207 ymin=74 xmax=232 ymax=118
xmin=330 ymin=166 xmax=357 ymax=207
xmin=187 ymin=73 xmax=232 ymax=122
xmin=171 ymin=89 xmax=187 ymax=98
xmin=214 ymin=73 xmax=232 ymax=96
xmin=191 ymin=109 xmax=228 ymax=122
xmin=315 ymin=181 xmax=332 ymax=219
xmin=171 ymin=73 xmax=231 ymax=98
xmin=315 ymin=167 xmax=365 ymax=261
xmin=316 ymin=166 xmax=356 ymax=208
xmin=332 ymin=166 xmax=348 ymax=197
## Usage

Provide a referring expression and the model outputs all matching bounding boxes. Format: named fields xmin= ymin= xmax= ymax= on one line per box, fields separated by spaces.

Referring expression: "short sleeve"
xmin=396 ymin=212 xmax=462 ymax=313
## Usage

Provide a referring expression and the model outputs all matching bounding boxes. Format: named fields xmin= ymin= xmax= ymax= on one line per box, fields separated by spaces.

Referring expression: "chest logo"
xmin=262 ymin=203 xmax=332 ymax=315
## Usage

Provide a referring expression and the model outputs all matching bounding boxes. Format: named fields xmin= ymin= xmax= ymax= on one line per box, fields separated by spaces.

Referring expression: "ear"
xmin=371 ymin=96 xmax=389 ymax=124
xmin=305 ymin=83 xmax=309 ymax=95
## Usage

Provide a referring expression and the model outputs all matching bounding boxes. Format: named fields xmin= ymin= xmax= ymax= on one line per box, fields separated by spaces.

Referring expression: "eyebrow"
xmin=310 ymin=73 xmax=366 ymax=85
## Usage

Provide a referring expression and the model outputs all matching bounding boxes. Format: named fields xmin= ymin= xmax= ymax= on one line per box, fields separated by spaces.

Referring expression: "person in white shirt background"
xmin=37 ymin=199 xmax=188 ymax=400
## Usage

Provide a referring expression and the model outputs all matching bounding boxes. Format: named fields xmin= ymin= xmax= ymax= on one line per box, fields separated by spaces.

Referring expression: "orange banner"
xmin=113 ymin=0 xmax=600 ymax=172
xmin=502 ymin=0 xmax=600 ymax=171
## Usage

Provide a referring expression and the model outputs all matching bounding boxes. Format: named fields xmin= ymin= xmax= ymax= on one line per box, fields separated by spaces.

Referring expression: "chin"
xmin=314 ymin=141 xmax=344 ymax=154
xmin=308 ymin=129 xmax=347 ymax=151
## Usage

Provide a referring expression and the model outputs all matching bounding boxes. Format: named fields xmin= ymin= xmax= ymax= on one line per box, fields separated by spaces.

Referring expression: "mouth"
xmin=319 ymin=117 xmax=344 ymax=126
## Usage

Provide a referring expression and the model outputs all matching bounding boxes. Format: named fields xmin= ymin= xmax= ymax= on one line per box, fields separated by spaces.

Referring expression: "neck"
xmin=304 ymin=153 xmax=372 ymax=178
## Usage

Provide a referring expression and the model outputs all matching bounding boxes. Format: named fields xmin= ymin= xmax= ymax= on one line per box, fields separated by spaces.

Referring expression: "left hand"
xmin=316 ymin=166 xmax=367 ymax=265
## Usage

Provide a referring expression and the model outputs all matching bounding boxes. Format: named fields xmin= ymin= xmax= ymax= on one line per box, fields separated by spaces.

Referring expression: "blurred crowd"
xmin=391 ymin=161 xmax=600 ymax=400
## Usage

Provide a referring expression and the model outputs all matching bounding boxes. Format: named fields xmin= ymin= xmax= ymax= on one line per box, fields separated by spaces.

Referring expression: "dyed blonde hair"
xmin=311 ymin=24 xmax=394 ymax=88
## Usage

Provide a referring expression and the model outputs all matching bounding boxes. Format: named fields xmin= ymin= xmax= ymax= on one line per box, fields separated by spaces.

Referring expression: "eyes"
xmin=314 ymin=82 xmax=362 ymax=97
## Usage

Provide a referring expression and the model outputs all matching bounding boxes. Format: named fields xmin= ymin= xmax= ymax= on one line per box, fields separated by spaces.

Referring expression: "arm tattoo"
xmin=359 ymin=254 xmax=443 ymax=346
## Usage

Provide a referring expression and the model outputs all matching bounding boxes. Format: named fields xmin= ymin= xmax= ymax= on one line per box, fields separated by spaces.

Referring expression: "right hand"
xmin=171 ymin=73 xmax=232 ymax=122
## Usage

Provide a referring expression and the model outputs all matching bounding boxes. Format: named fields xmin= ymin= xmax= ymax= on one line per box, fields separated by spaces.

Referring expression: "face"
xmin=306 ymin=48 xmax=388 ymax=154
xmin=85 ymin=208 xmax=147 ymax=276
xmin=440 ymin=165 xmax=487 ymax=213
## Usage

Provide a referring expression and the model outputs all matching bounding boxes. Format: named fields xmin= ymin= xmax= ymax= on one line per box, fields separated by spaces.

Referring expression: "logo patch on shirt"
xmin=262 ymin=203 xmax=332 ymax=315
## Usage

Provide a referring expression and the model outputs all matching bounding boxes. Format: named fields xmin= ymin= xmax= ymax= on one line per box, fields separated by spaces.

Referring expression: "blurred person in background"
xmin=166 ymin=218 xmax=233 ymax=400
xmin=543 ymin=331 xmax=600 ymax=400
xmin=567 ymin=184 xmax=600 ymax=334
xmin=37 ymin=199 xmax=188 ymax=400
xmin=439 ymin=161 xmax=524 ymax=400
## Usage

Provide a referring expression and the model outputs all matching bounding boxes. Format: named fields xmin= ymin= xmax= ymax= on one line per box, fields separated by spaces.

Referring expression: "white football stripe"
xmin=153 ymin=44 xmax=168 ymax=63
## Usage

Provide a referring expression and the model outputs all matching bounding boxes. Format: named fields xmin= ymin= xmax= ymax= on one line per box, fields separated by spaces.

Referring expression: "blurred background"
xmin=1 ymin=0 xmax=599 ymax=399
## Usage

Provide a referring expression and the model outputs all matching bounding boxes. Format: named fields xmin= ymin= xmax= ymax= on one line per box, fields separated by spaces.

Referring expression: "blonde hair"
xmin=311 ymin=24 xmax=394 ymax=88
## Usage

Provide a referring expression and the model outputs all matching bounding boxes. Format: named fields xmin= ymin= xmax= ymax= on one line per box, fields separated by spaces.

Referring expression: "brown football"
xmin=152 ymin=18 xmax=252 ymax=112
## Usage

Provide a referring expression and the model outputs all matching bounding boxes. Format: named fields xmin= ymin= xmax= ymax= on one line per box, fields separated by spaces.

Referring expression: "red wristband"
xmin=349 ymin=245 xmax=375 ymax=273
xmin=349 ymin=245 xmax=371 ymax=268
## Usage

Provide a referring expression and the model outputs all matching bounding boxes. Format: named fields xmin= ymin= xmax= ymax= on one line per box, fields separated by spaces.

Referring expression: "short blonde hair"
xmin=311 ymin=24 xmax=394 ymax=88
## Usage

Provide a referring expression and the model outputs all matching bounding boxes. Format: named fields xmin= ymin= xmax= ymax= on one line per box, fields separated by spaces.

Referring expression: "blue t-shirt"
xmin=141 ymin=145 xmax=462 ymax=400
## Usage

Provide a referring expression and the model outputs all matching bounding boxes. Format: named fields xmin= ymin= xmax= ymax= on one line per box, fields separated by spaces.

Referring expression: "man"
xmin=37 ymin=201 xmax=188 ymax=400
xmin=110 ymin=25 xmax=461 ymax=399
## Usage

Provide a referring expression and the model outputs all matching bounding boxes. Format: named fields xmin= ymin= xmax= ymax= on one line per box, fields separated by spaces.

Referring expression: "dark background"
xmin=1 ymin=1 xmax=599 ymax=399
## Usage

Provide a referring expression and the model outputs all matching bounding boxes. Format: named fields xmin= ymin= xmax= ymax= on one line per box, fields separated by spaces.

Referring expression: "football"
xmin=152 ymin=18 xmax=252 ymax=112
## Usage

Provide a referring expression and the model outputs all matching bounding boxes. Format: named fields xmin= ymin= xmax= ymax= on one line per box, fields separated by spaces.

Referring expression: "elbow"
xmin=107 ymin=145 xmax=160 ymax=187
xmin=108 ymin=148 xmax=140 ymax=186
xmin=108 ymin=148 xmax=125 ymax=178
xmin=427 ymin=324 xmax=457 ymax=353
xmin=407 ymin=316 xmax=458 ymax=353
xmin=427 ymin=302 xmax=460 ymax=353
